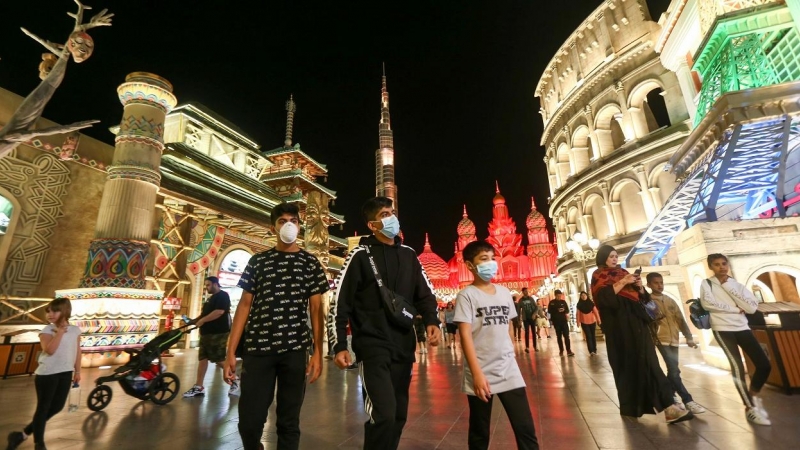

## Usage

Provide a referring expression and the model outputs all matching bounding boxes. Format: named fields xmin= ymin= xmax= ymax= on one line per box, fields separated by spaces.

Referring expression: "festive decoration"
xmin=187 ymin=225 xmax=224 ymax=275
xmin=81 ymin=239 xmax=148 ymax=289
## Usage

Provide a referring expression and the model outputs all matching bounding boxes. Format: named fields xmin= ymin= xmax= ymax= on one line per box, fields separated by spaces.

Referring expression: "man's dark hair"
xmin=205 ymin=276 xmax=220 ymax=286
xmin=361 ymin=197 xmax=393 ymax=223
xmin=462 ymin=241 xmax=495 ymax=264
xmin=646 ymin=272 xmax=663 ymax=283
xmin=270 ymin=202 xmax=300 ymax=225
xmin=707 ymin=253 xmax=728 ymax=267
xmin=522 ymin=287 xmax=529 ymax=292
xmin=554 ymin=289 xmax=563 ymax=296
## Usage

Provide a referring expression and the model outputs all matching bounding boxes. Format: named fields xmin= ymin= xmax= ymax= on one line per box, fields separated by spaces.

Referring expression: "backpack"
xmin=686 ymin=279 xmax=712 ymax=330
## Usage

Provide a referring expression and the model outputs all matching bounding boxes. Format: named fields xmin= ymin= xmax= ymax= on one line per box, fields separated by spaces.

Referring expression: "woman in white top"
xmin=7 ymin=298 xmax=82 ymax=450
xmin=699 ymin=253 xmax=771 ymax=426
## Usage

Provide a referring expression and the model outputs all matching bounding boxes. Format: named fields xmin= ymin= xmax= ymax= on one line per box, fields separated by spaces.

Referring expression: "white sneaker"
xmin=752 ymin=396 xmax=769 ymax=418
xmin=183 ymin=385 xmax=205 ymax=398
xmin=746 ymin=407 xmax=771 ymax=426
xmin=685 ymin=401 xmax=706 ymax=414
xmin=228 ymin=380 xmax=241 ymax=397
xmin=665 ymin=404 xmax=693 ymax=424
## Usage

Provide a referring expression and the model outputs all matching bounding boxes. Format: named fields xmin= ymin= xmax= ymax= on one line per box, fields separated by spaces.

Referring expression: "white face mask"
xmin=279 ymin=222 xmax=298 ymax=244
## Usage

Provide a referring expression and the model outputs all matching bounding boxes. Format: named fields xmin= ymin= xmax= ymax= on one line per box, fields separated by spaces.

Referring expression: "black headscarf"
xmin=595 ymin=244 xmax=615 ymax=268
xmin=576 ymin=291 xmax=595 ymax=314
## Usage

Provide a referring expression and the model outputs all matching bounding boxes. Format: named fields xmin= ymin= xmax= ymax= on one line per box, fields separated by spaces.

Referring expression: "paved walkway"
xmin=1 ymin=332 xmax=798 ymax=449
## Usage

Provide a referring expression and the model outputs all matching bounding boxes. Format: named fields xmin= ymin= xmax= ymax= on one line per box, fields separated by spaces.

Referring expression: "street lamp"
xmin=565 ymin=232 xmax=600 ymax=295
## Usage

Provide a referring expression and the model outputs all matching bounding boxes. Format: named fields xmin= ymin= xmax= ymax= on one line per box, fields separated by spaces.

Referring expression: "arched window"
xmin=643 ymin=89 xmax=671 ymax=131
xmin=595 ymin=104 xmax=625 ymax=156
xmin=586 ymin=195 xmax=609 ymax=239
xmin=571 ymin=126 xmax=591 ymax=173
xmin=614 ymin=180 xmax=648 ymax=234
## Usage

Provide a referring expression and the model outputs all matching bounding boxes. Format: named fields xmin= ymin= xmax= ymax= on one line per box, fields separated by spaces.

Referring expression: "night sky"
xmin=0 ymin=0 xmax=671 ymax=259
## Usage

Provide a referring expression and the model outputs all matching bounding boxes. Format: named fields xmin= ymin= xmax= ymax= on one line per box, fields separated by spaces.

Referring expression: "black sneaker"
xmin=568 ymin=352 xmax=575 ymax=357
xmin=34 ymin=443 xmax=47 ymax=450
xmin=524 ymin=348 xmax=529 ymax=353
xmin=7 ymin=431 xmax=25 ymax=450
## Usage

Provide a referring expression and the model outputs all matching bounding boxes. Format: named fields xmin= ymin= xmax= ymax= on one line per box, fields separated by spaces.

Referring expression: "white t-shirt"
xmin=36 ymin=324 xmax=81 ymax=375
xmin=454 ymin=284 xmax=526 ymax=396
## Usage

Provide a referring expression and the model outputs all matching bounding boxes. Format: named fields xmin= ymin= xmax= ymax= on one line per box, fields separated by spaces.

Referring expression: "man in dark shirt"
xmin=183 ymin=276 xmax=231 ymax=398
xmin=549 ymin=289 xmax=574 ymax=356
xmin=328 ymin=197 xmax=440 ymax=450
xmin=518 ymin=288 xmax=539 ymax=353
xmin=223 ymin=203 xmax=329 ymax=450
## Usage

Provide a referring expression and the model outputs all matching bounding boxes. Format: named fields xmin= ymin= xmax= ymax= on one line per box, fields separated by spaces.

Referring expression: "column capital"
xmin=599 ymin=181 xmax=610 ymax=192
xmin=614 ymin=80 xmax=625 ymax=92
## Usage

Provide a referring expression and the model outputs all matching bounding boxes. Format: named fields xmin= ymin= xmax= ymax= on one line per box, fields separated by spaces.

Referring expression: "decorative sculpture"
xmin=304 ymin=191 xmax=331 ymax=268
xmin=0 ymin=0 xmax=113 ymax=160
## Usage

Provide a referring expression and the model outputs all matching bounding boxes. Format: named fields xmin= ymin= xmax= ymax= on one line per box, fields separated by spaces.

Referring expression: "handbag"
xmin=642 ymin=296 xmax=665 ymax=322
xmin=363 ymin=245 xmax=417 ymax=330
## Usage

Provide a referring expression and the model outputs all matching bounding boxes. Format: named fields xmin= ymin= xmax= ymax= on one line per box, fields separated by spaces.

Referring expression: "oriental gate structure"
xmin=537 ymin=0 xmax=800 ymax=375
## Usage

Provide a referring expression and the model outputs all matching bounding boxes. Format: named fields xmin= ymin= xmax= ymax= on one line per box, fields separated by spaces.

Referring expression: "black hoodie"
xmin=327 ymin=235 xmax=439 ymax=363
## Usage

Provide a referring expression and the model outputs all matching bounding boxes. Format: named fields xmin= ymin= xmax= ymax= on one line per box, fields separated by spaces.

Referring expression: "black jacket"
xmin=327 ymin=235 xmax=439 ymax=363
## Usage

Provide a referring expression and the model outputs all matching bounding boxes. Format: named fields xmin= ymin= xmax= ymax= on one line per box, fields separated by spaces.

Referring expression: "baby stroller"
xmin=87 ymin=321 xmax=195 ymax=411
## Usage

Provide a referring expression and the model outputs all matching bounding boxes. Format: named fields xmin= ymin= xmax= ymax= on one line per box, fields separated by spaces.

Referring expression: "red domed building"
xmin=420 ymin=183 xmax=557 ymax=299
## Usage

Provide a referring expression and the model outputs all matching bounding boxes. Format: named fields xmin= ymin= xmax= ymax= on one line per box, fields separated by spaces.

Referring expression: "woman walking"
xmin=591 ymin=245 xmax=690 ymax=423
xmin=700 ymin=253 xmax=771 ymax=425
xmin=576 ymin=291 xmax=601 ymax=356
xmin=7 ymin=298 xmax=82 ymax=450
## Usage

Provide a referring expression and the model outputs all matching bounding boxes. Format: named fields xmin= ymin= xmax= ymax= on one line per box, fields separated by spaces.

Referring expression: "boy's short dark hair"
xmin=270 ymin=202 xmax=300 ymax=225
xmin=462 ymin=241 xmax=495 ymax=264
xmin=522 ymin=287 xmax=528 ymax=292
xmin=554 ymin=289 xmax=563 ymax=296
xmin=362 ymin=197 xmax=393 ymax=223
xmin=646 ymin=272 xmax=663 ymax=283
xmin=707 ymin=253 xmax=728 ymax=267
xmin=205 ymin=276 xmax=220 ymax=286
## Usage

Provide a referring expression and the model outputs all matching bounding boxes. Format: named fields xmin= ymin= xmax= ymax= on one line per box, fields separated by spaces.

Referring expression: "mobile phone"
xmin=634 ymin=267 xmax=642 ymax=276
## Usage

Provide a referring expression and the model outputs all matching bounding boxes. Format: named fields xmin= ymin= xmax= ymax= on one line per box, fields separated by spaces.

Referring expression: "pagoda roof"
xmin=262 ymin=145 xmax=328 ymax=176
xmin=259 ymin=169 xmax=338 ymax=199
xmin=171 ymin=103 xmax=260 ymax=152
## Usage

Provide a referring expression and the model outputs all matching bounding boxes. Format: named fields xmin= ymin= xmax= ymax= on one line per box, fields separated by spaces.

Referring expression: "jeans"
xmin=24 ymin=371 xmax=72 ymax=443
xmin=713 ymin=330 xmax=771 ymax=408
xmin=522 ymin=320 xmax=537 ymax=350
xmin=656 ymin=345 xmax=693 ymax=403
xmin=553 ymin=321 xmax=571 ymax=353
xmin=467 ymin=387 xmax=539 ymax=450
xmin=360 ymin=354 xmax=413 ymax=450
xmin=238 ymin=351 xmax=308 ymax=450
xmin=581 ymin=323 xmax=597 ymax=354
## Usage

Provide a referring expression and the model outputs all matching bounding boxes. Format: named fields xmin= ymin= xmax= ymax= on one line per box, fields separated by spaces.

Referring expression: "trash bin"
xmin=1 ymin=329 xmax=43 ymax=379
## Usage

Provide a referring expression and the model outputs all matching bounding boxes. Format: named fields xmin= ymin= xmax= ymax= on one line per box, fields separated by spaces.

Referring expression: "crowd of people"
xmin=5 ymin=196 xmax=776 ymax=450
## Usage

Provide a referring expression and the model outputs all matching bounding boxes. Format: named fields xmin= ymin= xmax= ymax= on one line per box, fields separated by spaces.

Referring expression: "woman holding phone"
xmin=591 ymin=245 xmax=691 ymax=423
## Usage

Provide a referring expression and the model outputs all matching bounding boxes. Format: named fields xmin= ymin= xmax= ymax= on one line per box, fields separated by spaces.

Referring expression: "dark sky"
xmin=0 ymin=0 xmax=671 ymax=259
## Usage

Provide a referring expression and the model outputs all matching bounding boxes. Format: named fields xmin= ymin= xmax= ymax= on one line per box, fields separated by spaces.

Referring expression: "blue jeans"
xmin=656 ymin=345 xmax=693 ymax=403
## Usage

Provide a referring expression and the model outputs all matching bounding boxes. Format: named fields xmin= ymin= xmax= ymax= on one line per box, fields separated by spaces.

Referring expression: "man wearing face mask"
xmin=223 ymin=203 xmax=330 ymax=450
xmin=328 ymin=197 xmax=440 ymax=450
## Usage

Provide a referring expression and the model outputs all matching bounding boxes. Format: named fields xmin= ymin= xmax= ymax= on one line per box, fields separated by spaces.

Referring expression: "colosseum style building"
xmin=537 ymin=0 xmax=691 ymax=303
xmin=539 ymin=0 xmax=800 ymax=377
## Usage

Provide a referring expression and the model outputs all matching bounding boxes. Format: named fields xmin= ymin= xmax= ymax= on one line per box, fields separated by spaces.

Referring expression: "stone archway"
xmin=746 ymin=264 xmax=800 ymax=306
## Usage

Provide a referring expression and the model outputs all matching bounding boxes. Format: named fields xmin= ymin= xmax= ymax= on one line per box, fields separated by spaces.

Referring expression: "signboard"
xmin=162 ymin=297 xmax=182 ymax=311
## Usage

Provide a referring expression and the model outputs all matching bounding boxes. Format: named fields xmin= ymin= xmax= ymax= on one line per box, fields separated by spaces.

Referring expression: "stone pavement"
xmin=1 ymin=331 xmax=798 ymax=449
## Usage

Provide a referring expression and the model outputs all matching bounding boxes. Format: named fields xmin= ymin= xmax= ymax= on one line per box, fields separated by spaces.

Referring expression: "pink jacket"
xmin=576 ymin=306 xmax=601 ymax=325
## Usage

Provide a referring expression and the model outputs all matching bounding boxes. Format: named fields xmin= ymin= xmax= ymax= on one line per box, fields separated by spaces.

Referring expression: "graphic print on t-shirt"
xmin=237 ymin=249 xmax=329 ymax=355
xmin=476 ymin=305 xmax=510 ymax=325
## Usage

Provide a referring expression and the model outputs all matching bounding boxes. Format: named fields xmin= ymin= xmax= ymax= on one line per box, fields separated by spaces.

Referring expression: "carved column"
xmin=610 ymin=201 xmax=625 ymax=235
xmin=676 ymin=60 xmax=698 ymax=123
xmin=304 ymin=191 xmax=331 ymax=270
xmin=649 ymin=187 xmax=663 ymax=212
xmin=599 ymin=181 xmax=618 ymax=236
xmin=596 ymin=11 xmax=614 ymax=57
xmin=614 ymin=80 xmax=634 ymax=141
xmin=569 ymin=41 xmax=583 ymax=82
xmin=584 ymin=105 xmax=601 ymax=160
xmin=633 ymin=164 xmax=657 ymax=221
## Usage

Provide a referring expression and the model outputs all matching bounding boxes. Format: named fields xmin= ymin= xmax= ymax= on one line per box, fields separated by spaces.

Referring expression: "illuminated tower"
xmin=376 ymin=64 xmax=397 ymax=210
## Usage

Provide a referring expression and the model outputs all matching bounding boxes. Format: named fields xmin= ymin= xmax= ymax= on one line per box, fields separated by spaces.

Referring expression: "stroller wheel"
xmin=148 ymin=372 xmax=180 ymax=405
xmin=87 ymin=385 xmax=113 ymax=411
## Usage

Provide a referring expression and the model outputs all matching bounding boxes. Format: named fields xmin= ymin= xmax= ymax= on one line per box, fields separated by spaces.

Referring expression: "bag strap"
xmin=362 ymin=246 xmax=384 ymax=288
xmin=707 ymin=279 xmax=712 ymax=289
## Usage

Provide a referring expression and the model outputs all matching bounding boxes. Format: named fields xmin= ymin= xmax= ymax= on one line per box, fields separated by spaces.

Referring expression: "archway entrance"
xmin=217 ymin=249 xmax=252 ymax=317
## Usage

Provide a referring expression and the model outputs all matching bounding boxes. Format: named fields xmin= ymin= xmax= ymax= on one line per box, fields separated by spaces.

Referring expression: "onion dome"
xmin=418 ymin=233 xmax=450 ymax=282
xmin=526 ymin=197 xmax=547 ymax=230
xmin=457 ymin=204 xmax=476 ymax=236
xmin=493 ymin=180 xmax=506 ymax=205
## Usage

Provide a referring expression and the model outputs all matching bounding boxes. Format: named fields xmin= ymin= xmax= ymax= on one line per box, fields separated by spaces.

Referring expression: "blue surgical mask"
xmin=475 ymin=260 xmax=498 ymax=282
xmin=377 ymin=215 xmax=400 ymax=239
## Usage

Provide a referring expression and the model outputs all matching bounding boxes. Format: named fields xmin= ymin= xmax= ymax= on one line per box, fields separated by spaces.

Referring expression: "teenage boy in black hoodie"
xmin=328 ymin=197 xmax=440 ymax=450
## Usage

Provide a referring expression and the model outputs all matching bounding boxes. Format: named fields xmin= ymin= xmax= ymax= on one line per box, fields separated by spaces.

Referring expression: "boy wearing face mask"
xmin=223 ymin=203 xmax=330 ymax=450
xmin=454 ymin=241 xmax=539 ymax=450
xmin=328 ymin=197 xmax=440 ymax=450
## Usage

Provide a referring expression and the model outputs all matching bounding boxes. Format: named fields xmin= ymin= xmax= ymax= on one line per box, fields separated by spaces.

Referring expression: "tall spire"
xmin=463 ymin=204 xmax=468 ymax=217
xmin=284 ymin=94 xmax=296 ymax=148
xmin=495 ymin=180 xmax=500 ymax=193
xmin=424 ymin=232 xmax=431 ymax=250
xmin=531 ymin=196 xmax=536 ymax=210
xmin=375 ymin=63 xmax=398 ymax=211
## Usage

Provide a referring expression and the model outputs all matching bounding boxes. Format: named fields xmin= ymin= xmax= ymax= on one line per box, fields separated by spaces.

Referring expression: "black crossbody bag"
xmin=363 ymin=245 xmax=417 ymax=330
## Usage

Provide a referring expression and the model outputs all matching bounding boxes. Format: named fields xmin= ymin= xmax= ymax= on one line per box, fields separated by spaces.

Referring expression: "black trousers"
xmin=713 ymin=330 xmax=771 ymax=408
xmin=522 ymin=320 xmax=537 ymax=350
xmin=581 ymin=323 xmax=597 ymax=353
xmin=467 ymin=387 xmax=539 ymax=450
xmin=360 ymin=355 xmax=412 ymax=450
xmin=238 ymin=351 xmax=308 ymax=450
xmin=553 ymin=321 xmax=571 ymax=353
xmin=24 ymin=371 xmax=72 ymax=443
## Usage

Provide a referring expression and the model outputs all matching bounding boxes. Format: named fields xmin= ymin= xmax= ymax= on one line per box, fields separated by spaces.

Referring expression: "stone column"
xmin=634 ymin=164 xmax=657 ymax=221
xmin=599 ymin=181 xmax=617 ymax=235
xmin=58 ymin=73 xmax=177 ymax=365
xmin=610 ymin=201 xmax=625 ymax=235
xmin=596 ymin=11 xmax=614 ymax=57
xmin=649 ymin=187 xmax=663 ymax=212
xmin=676 ymin=60 xmax=698 ymax=123
xmin=81 ymin=72 xmax=177 ymax=289
xmin=614 ymin=81 xmax=634 ymax=141
xmin=584 ymin=106 xmax=601 ymax=161
xmin=569 ymin=41 xmax=583 ymax=82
